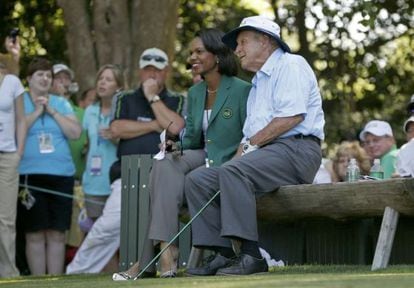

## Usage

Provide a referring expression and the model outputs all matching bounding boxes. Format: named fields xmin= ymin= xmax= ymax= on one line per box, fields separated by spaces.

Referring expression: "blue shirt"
xmin=19 ymin=92 xmax=76 ymax=176
xmin=242 ymin=49 xmax=325 ymax=142
xmin=82 ymin=103 xmax=117 ymax=196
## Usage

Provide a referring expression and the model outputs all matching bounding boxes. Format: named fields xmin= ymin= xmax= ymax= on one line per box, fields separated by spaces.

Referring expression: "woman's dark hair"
xmin=196 ymin=28 xmax=238 ymax=77
xmin=26 ymin=57 xmax=53 ymax=77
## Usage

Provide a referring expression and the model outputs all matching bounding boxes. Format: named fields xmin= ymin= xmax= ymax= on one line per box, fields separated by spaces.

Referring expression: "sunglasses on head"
xmin=142 ymin=55 xmax=166 ymax=63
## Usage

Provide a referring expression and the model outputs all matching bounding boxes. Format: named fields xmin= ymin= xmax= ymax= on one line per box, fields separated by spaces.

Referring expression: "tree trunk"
xmin=93 ymin=0 xmax=131 ymax=74
xmin=57 ymin=0 xmax=97 ymax=94
xmin=57 ymin=0 xmax=179 ymax=92
xmin=130 ymin=0 xmax=180 ymax=87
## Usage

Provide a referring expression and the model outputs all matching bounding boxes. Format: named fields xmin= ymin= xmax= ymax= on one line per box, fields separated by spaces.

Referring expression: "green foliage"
xmin=1 ymin=0 xmax=414 ymax=147
xmin=271 ymin=0 xmax=414 ymax=146
xmin=0 ymin=0 xmax=66 ymax=77
xmin=172 ymin=0 xmax=256 ymax=89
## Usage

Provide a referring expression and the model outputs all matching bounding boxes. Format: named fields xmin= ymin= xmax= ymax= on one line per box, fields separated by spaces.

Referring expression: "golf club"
xmin=135 ymin=189 xmax=221 ymax=279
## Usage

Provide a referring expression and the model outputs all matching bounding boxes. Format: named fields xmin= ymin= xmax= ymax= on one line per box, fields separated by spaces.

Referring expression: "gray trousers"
xmin=148 ymin=149 xmax=206 ymax=243
xmin=185 ymin=137 xmax=321 ymax=248
xmin=136 ymin=149 xmax=206 ymax=272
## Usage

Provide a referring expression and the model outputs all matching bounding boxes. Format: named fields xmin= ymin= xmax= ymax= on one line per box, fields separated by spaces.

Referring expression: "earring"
xmin=216 ymin=58 xmax=219 ymax=64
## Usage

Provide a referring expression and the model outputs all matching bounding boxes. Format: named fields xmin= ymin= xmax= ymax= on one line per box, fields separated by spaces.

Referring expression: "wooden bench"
xmin=119 ymin=154 xmax=414 ymax=271
xmin=256 ymin=178 xmax=414 ymax=270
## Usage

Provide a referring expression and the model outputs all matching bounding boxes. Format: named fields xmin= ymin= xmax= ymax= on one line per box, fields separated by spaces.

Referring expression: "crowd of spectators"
xmin=1 ymin=18 xmax=414 ymax=279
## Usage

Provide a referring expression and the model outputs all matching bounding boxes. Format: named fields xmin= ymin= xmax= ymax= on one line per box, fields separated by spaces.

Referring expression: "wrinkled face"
xmin=235 ymin=30 xmax=267 ymax=72
xmin=52 ymin=71 xmax=72 ymax=91
xmin=188 ymin=37 xmax=217 ymax=77
xmin=96 ymin=69 xmax=120 ymax=100
xmin=406 ymin=122 xmax=414 ymax=142
xmin=362 ymin=133 xmax=394 ymax=159
xmin=28 ymin=70 xmax=53 ymax=93
xmin=138 ymin=65 xmax=168 ymax=88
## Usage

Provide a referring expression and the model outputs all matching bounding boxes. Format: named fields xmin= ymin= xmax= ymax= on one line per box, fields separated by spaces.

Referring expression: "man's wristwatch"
xmin=149 ymin=95 xmax=161 ymax=104
xmin=242 ymin=139 xmax=259 ymax=155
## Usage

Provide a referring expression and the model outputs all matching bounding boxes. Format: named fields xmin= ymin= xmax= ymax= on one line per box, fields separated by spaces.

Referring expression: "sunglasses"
xmin=142 ymin=55 xmax=166 ymax=63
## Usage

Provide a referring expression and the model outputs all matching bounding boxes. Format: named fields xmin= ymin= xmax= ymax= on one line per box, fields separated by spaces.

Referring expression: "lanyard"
xmin=96 ymin=103 xmax=110 ymax=147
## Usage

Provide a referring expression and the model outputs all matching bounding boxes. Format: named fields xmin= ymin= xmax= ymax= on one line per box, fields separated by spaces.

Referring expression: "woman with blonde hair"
xmin=81 ymin=64 xmax=124 ymax=221
xmin=327 ymin=141 xmax=371 ymax=182
xmin=66 ymin=64 xmax=124 ymax=273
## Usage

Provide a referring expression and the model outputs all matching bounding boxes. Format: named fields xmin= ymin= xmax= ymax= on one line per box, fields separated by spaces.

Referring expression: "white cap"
xmin=403 ymin=116 xmax=414 ymax=133
xmin=139 ymin=48 xmax=168 ymax=70
xmin=222 ymin=15 xmax=291 ymax=52
xmin=53 ymin=64 xmax=74 ymax=80
xmin=359 ymin=120 xmax=394 ymax=141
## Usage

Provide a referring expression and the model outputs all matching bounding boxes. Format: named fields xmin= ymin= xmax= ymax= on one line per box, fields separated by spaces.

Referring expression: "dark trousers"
xmin=185 ymin=137 xmax=321 ymax=248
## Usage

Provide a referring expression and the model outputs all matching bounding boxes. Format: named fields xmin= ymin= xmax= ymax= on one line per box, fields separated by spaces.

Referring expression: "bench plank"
xmin=257 ymin=178 xmax=414 ymax=222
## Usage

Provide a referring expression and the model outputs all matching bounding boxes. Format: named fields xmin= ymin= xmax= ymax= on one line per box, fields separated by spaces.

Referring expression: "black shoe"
xmin=186 ymin=254 xmax=231 ymax=276
xmin=216 ymin=253 xmax=268 ymax=276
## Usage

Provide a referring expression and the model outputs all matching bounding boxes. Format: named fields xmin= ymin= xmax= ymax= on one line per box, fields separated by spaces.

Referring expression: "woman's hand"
xmin=164 ymin=139 xmax=176 ymax=152
xmin=99 ymin=127 xmax=113 ymax=140
xmin=34 ymin=96 xmax=47 ymax=114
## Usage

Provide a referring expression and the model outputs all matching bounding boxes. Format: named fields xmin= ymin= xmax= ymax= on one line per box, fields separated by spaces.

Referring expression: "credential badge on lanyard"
xmin=90 ymin=155 xmax=103 ymax=176
xmin=38 ymin=131 xmax=55 ymax=153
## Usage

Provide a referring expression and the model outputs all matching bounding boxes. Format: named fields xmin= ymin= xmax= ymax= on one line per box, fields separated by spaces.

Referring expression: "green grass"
xmin=1 ymin=265 xmax=414 ymax=288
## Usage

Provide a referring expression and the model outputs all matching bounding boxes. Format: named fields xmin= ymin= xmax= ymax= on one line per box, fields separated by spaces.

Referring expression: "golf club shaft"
xmin=136 ymin=189 xmax=221 ymax=279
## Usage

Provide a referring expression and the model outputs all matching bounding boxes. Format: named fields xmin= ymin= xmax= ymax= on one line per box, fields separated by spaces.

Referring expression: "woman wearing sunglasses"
xmin=113 ymin=28 xmax=251 ymax=280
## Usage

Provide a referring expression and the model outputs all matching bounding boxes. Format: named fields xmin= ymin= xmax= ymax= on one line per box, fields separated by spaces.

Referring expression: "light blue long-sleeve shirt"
xmin=242 ymin=49 xmax=325 ymax=142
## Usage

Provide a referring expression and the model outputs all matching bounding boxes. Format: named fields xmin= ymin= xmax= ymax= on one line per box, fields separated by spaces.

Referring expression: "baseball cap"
xmin=53 ymin=64 xmax=74 ymax=80
xmin=139 ymin=48 xmax=168 ymax=70
xmin=359 ymin=120 xmax=394 ymax=141
xmin=222 ymin=15 xmax=291 ymax=52
xmin=403 ymin=116 xmax=414 ymax=133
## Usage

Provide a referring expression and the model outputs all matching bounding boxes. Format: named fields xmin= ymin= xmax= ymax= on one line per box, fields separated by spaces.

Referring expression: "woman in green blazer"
xmin=113 ymin=28 xmax=250 ymax=280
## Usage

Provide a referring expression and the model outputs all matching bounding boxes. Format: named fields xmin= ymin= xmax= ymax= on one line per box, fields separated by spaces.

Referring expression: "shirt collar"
xmin=252 ymin=49 xmax=284 ymax=86
xmin=259 ymin=48 xmax=284 ymax=77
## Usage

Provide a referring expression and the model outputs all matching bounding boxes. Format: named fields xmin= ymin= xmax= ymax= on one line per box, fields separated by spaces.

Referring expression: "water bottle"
xmin=346 ymin=158 xmax=360 ymax=182
xmin=370 ymin=158 xmax=384 ymax=180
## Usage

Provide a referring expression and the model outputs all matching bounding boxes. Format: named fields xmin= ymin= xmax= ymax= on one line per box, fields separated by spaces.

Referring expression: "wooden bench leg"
xmin=371 ymin=206 xmax=399 ymax=271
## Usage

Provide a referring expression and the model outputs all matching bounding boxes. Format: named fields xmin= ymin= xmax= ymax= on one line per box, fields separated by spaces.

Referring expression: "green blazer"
xmin=182 ymin=75 xmax=251 ymax=167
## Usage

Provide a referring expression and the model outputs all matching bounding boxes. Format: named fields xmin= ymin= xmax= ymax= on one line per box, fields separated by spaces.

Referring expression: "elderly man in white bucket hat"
xmin=359 ymin=120 xmax=398 ymax=178
xmin=185 ymin=15 xmax=324 ymax=276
